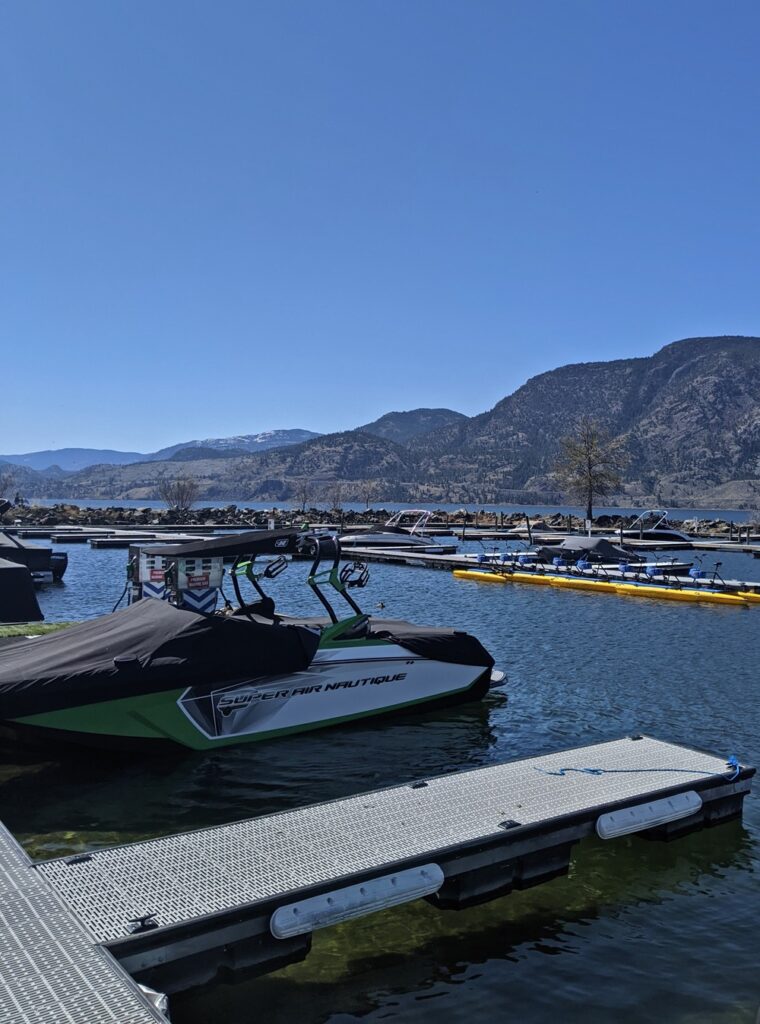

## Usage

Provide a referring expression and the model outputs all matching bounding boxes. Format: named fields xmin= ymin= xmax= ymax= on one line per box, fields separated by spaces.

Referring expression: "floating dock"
xmin=346 ymin=546 xmax=760 ymax=595
xmin=0 ymin=822 xmax=164 ymax=1024
xmin=453 ymin=568 xmax=760 ymax=606
xmin=0 ymin=736 xmax=752 ymax=1017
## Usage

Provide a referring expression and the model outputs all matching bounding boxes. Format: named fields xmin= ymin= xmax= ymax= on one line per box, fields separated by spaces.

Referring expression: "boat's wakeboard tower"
xmin=231 ymin=534 xmax=369 ymax=626
xmin=230 ymin=554 xmax=288 ymax=620
xmin=300 ymin=534 xmax=369 ymax=623
xmin=385 ymin=509 xmax=434 ymax=535
xmin=128 ymin=529 xmax=370 ymax=627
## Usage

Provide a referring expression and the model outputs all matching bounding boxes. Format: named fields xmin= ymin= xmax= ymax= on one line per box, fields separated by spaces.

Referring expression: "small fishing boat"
xmin=339 ymin=510 xmax=457 ymax=554
xmin=0 ymin=530 xmax=502 ymax=750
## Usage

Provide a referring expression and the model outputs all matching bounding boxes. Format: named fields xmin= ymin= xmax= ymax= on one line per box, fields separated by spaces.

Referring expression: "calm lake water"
xmin=2 ymin=540 xmax=759 ymax=1022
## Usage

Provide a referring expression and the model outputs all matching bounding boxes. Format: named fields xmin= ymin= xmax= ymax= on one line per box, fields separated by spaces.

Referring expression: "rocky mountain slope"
xmin=8 ymin=338 xmax=760 ymax=506
xmin=358 ymin=408 xmax=467 ymax=444
xmin=410 ymin=335 xmax=760 ymax=504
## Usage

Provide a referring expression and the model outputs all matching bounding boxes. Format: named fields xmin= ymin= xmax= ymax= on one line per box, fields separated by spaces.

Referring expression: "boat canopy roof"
xmin=147 ymin=528 xmax=305 ymax=559
xmin=0 ymin=598 xmax=320 ymax=718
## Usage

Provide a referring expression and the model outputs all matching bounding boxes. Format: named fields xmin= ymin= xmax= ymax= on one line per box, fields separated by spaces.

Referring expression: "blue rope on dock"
xmin=534 ymin=755 xmax=740 ymax=782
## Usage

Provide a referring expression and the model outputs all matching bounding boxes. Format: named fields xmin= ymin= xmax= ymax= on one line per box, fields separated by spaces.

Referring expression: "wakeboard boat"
xmin=339 ymin=510 xmax=457 ymax=554
xmin=619 ymin=510 xmax=693 ymax=545
xmin=0 ymin=529 xmax=502 ymax=750
xmin=529 ymin=536 xmax=693 ymax=573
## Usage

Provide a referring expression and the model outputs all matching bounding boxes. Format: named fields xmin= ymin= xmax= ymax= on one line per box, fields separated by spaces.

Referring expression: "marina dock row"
xmin=7 ymin=523 xmax=760 ymax=554
xmin=0 ymin=736 xmax=753 ymax=1021
xmin=342 ymin=546 xmax=760 ymax=595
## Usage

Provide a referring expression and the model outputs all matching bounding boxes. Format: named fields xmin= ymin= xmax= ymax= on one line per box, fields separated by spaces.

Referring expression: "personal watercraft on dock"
xmin=0 ymin=530 xmax=502 ymax=750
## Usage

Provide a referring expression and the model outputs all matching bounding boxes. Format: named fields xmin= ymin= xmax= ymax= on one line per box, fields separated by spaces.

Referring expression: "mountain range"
xmin=0 ymin=429 xmax=321 ymax=472
xmin=3 ymin=337 xmax=760 ymax=507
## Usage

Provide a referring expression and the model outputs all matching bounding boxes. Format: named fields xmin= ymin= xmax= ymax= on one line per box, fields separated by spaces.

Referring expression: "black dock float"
xmin=18 ymin=736 xmax=752 ymax=1004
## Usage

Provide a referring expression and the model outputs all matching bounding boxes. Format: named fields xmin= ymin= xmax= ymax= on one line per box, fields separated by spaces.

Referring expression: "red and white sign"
xmin=149 ymin=569 xmax=165 ymax=582
xmin=187 ymin=574 xmax=210 ymax=588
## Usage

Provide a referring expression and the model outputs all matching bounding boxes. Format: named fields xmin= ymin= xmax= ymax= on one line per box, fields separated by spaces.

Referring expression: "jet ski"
xmin=0 ymin=530 xmax=502 ymax=750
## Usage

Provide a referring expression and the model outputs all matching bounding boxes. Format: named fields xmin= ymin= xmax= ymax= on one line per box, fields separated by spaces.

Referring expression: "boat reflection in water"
xmin=2 ymin=694 xmax=506 ymax=850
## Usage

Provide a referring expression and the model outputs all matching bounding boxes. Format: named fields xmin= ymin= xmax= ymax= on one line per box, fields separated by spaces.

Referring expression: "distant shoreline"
xmin=4 ymin=499 xmax=755 ymax=527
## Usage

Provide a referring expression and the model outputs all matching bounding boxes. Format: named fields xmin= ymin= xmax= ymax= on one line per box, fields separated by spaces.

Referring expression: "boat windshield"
xmin=627 ymin=510 xmax=671 ymax=530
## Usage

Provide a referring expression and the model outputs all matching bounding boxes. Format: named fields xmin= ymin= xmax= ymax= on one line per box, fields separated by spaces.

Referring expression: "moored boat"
xmin=0 ymin=530 xmax=502 ymax=749
xmin=339 ymin=510 xmax=457 ymax=554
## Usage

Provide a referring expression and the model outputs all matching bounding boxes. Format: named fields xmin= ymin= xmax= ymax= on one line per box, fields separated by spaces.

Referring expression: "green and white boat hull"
xmin=9 ymin=641 xmax=492 ymax=750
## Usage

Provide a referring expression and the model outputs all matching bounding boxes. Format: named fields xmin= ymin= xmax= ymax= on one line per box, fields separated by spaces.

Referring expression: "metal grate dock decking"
xmin=0 ymin=737 xmax=753 ymax=1015
xmin=0 ymin=824 xmax=165 ymax=1024
xmin=29 ymin=736 xmax=754 ymax=997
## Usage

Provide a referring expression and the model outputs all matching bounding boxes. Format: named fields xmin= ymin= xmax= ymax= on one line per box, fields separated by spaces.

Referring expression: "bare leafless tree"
xmin=157 ymin=474 xmax=200 ymax=514
xmin=360 ymin=480 xmax=378 ymax=509
xmin=324 ymin=480 xmax=346 ymax=513
xmin=0 ymin=469 xmax=15 ymax=499
xmin=294 ymin=478 xmax=315 ymax=512
xmin=554 ymin=415 xmax=628 ymax=521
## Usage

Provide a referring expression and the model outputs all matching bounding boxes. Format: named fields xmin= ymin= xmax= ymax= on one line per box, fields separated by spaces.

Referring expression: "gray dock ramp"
xmin=0 ymin=824 xmax=164 ymax=1024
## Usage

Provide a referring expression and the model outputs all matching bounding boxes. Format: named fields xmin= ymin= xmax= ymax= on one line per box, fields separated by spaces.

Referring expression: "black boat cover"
xmin=0 ymin=598 xmax=320 ymax=719
xmin=0 ymin=532 xmax=52 ymax=573
xmin=0 ymin=558 xmax=44 ymax=624
xmin=369 ymin=618 xmax=494 ymax=669
xmin=275 ymin=615 xmax=495 ymax=670
xmin=535 ymin=536 xmax=638 ymax=563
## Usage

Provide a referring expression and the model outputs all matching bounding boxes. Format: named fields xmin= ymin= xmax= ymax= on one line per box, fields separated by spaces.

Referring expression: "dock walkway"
xmin=20 ymin=736 xmax=755 ymax=1002
xmin=0 ymin=823 xmax=163 ymax=1024
xmin=346 ymin=546 xmax=760 ymax=590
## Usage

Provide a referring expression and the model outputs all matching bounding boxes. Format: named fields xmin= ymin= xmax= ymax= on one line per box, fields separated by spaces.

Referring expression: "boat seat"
xmin=232 ymin=596 xmax=276 ymax=620
xmin=331 ymin=615 xmax=371 ymax=641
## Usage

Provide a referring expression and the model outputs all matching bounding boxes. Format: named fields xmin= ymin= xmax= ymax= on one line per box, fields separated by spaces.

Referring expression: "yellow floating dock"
xmin=453 ymin=569 xmax=751 ymax=607
xmin=611 ymin=582 xmax=749 ymax=605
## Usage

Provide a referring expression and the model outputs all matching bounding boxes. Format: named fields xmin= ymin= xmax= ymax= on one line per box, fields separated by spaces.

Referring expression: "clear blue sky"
xmin=3 ymin=0 xmax=760 ymax=453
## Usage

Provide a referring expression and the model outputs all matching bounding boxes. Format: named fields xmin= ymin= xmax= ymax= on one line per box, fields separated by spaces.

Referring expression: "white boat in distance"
xmin=619 ymin=510 xmax=693 ymax=545
xmin=340 ymin=510 xmax=458 ymax=554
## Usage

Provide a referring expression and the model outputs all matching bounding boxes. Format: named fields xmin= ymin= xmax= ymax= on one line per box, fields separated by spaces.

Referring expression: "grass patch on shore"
xmin=0 ymin=622 xmax=76 ymax=637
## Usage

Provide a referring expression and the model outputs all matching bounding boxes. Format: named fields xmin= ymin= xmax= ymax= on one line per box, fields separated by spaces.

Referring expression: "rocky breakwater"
xmin=0 ymin=504 xmax=755 ymax=539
